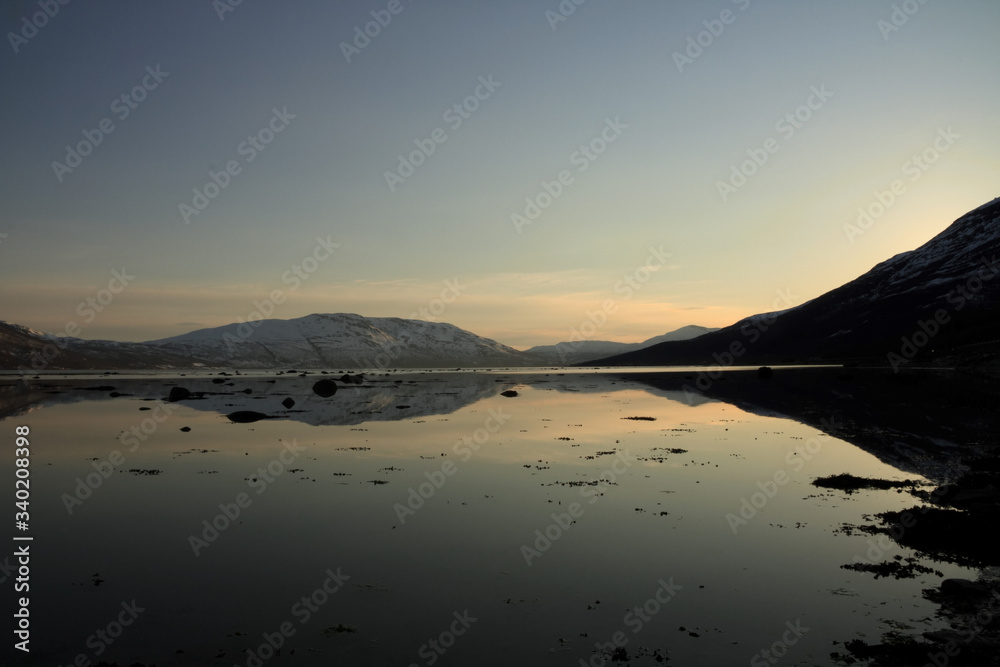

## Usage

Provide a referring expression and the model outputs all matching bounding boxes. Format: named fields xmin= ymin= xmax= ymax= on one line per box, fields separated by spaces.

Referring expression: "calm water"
xmin=3 ymin=371 xmax=971 ymax=666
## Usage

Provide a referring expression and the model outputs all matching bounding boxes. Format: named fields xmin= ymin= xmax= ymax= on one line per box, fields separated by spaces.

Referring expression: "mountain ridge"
xmin=2 ymin=313 xmax=538 ymax=371
xmin=524 ymin=325 xmax=719 ymax=364
xmin=592 ymin=197 xmax=1000 ymax=368
xmin=146 ymin=313 xmax=535 ymax=369
xmin=5 ymin=197 xmax=998 ymax=372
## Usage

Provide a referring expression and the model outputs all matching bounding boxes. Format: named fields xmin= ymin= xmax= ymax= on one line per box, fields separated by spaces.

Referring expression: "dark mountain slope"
xmin=596 ymin=198 xmax=1000 ymax=368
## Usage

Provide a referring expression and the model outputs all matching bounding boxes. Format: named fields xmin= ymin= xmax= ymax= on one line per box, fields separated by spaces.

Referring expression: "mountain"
xmin=594 ymin=197 xmax=1000 ymax=369
xmin=2 ymin=314 xmax=537 ymax=371
xmin=637 ymin=325 xmax=721 ymax=347
xmin=1 ymin=321 xmax=200 ymax=372
xmin=524 ymin=325 xmax=719 ymax=364
xmin=145 ymin=313 xmax=535 ymax=369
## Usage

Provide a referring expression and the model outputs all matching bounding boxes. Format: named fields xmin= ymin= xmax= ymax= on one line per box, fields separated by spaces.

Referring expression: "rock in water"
xmin=282 ymin=397 xmax=295 ymax=409
xmin=500 ymin=390 xmax=519 ymax=397
xmin=312 ymin=379 xmax=338 ymax=398
xmin=226 ymin=411 xmax=272 ymax=424
xmin=168 ymin=387 xmax=191 ymax=401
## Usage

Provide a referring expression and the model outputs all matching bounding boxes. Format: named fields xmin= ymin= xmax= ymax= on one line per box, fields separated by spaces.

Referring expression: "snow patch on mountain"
xmin=145 ymin=313 xmax=535 ymax=368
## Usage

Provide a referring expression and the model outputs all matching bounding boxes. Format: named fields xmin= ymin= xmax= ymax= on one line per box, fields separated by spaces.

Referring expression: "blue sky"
xmin=1 ymin=0 xmax=998 ymax=347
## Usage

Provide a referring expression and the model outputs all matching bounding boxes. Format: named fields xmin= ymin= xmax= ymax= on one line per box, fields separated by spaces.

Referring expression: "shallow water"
xmin=4 ymin=371 xmax=972 ymax=666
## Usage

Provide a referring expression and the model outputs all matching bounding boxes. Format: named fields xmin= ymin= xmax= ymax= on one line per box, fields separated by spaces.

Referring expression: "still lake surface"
xmin=4 ymin=369 xmax=972 ymax=666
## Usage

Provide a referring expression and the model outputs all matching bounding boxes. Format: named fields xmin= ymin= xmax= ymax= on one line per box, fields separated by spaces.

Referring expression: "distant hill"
xmin=1 ymin=321 xmax=198 ymax=372
xmin=3 ymin=314 xmax=538 ymax=371
xmin=524 ymin=325 xmax=719 ymax=364
xmin=594 ymin=197 xmax=1000 ymax=369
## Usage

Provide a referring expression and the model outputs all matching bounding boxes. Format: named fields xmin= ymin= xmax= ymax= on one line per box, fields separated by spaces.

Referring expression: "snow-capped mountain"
xmin=524 ymin=325 xmax=719 ymax=364
xmin=145 ymin=313 xmax=535 ymax=369
xmin=599 ymin=197 xmax=1000 ymax=368
xmin=1 ymin=314 xmax=537 ymax=371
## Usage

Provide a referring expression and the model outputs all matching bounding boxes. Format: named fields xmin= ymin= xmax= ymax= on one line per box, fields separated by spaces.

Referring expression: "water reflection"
xmin=3 ymin=369 xmax=991 ymax=666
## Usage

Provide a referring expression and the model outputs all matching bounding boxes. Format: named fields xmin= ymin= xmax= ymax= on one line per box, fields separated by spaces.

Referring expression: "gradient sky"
xmin=1 ymin=1 xmax=998 ymax=348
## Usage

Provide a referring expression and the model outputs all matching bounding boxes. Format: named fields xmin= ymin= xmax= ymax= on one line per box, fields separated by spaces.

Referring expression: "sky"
xmin=1 ymin=0 xmax=998 ymax=349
